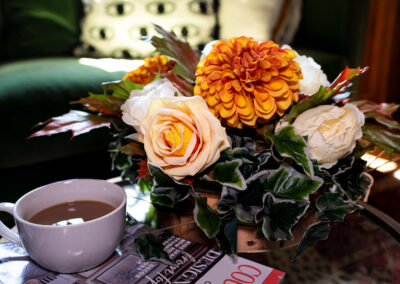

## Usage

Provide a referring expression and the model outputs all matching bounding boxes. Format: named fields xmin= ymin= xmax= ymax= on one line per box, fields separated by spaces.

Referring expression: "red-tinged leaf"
xmin=72 ymin=93 xmax=124 ymax=117
xmin=29 ymin=110 xmax=111 ymax=138
xmin=352 ymin=100 xmax=400 ymax=130
xmin=328 ymin=66 xmax=369 ymax=95
xmin=184 ymin=178 xmax=195 ymax=186
xmin=162 ymin=71 xmax=194 ymax=97
xmin=120 ymin=142 xmax=146 ymax=157
xmin=137 ymin=160 xmax=151 ymax=180
xmin=145 ymin=24 xmax=200 ymax=83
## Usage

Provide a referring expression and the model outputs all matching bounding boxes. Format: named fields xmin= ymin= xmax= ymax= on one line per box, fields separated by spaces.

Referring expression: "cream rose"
xmin=121 ymin=78 xmax=181 ymax=138
xmin=282 ymin=44 xmax=330 ymax=94
xmin=138 ymin=96 xmax=230 ymax=180
xmin=292 ymin=104 xmax=364 ymax=168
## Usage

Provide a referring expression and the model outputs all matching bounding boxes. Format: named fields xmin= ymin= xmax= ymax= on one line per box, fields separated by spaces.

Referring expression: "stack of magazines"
xmin=0 ymin=224 xmax=285 ymax=284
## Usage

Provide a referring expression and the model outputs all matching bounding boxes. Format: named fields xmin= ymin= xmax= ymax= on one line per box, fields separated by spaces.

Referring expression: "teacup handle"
xmin=0 ymin=203 xmax=22 ymax=246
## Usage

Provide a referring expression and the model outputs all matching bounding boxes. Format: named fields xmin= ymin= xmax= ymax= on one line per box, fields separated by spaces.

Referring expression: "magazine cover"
xmin=0 ymin=224 xmax=285 ymax=284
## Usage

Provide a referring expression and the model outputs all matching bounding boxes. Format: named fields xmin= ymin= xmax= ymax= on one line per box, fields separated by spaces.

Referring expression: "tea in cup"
xmin=0 ymin=179 xmax=127 ymax=273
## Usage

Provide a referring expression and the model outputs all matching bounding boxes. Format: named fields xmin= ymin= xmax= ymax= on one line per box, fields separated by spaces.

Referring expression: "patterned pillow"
xmin=75 ymin=0 xmax=218 ymax=58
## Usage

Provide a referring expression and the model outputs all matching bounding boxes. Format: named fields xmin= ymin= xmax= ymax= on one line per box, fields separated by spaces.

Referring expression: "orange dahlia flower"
xmin=123 ymin=54 xmax=175 ymax=86
xmin=194 ymin=37 xmax=302 ymax=128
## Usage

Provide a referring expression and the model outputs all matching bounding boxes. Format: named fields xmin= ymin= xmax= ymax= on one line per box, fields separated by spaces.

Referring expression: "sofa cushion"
xmin=1 ymin=0 xmax=83 ymax=59
xmin=75 ymin=0 xmax=218 ymax=58
xmin=0 ymin=57 xmax=141 ymax=169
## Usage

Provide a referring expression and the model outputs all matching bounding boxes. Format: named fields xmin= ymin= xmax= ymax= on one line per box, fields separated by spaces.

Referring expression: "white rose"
xmin=292 ymin=104 xmax=364 ymax=168
xmin=140 ymin=96 xmax=230 ymax=180
xmin=200 ymin=40 xmax=218 ymax=60
xmin=282 ymin=45 xmax=330 ymax=94
xmin=121 ymin=78 xmax=181 ymax=140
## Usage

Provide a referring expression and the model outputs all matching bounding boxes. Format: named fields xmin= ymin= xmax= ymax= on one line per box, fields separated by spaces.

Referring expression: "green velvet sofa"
xmin=0 ymin=0 xmax=369 ymax=210
xmin=0 ymin=0 xmax=131 ymax=206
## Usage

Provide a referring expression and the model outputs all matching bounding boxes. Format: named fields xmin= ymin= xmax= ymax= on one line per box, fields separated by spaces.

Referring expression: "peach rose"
xmin=138 ymin=96 xmax=230 ymax=180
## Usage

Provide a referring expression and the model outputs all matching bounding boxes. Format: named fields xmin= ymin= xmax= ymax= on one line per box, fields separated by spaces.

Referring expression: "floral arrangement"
xmin=31 ymin=26 xmax=400 ymax=260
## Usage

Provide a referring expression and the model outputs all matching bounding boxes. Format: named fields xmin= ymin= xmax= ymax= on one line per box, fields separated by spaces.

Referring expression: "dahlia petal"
xmin=276 ymin=93 xmax=292 ymax=110
xmin=206 ymin=95 xmax=219 ymax=107
xmin=201 ymin=80 xmax=209 ymax=90
xmin=220 ymin=106 xmax=236 ymax=118
xmin=220 ymin=90 xmax=234 ymax=103
xmin=232 ymin=80 xmax=241 ymax=92
xmin=235 ymin=94 xmax=247 ymax=108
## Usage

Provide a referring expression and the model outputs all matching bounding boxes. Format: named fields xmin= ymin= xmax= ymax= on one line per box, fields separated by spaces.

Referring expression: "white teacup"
xmin=0 ymin=179 xmax=127 ymax=273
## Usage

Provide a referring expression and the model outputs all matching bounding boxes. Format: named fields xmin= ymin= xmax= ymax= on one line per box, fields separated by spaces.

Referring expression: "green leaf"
xmin=362 ymin=123 xmax=400 ymax=158
xmin=265 ymin=126 xmax=313 ymax=176
xmin=29 ymin=110 xmax=112 ymax=138
xmin=134 ymin=233 xmax=174 ymax=265
xmin=316 ymin=192 xmax=360 ymax=222
xmin=292 ymin=222 xmax=331 ymax=261
xmin=122 ymin=78 xmax=144 ymax=92
xmin=217 ymin=181 xmax=264 ymax=224
xmin=284 ymin=86 xmax=331 ymax=123
xmin=148 ymin=163 xmax=190 ymax=207
xmin=193 ymin=194 xmax=221 ymax=238
xmin=138 ymin=177 xmax=153 ymax=193
xmin=267 ymin=164 xmax=321 ymax=200
xmin=331 ymin=158 xmax=371 ymax=201
xmin=216 ymin=215 xmax=238 ymax=256
xmin=229 ymin=135 xmax=256 ymax=151
xmin=232 ymin=148 xmax=272 ymax=179
xmin=148 ymin=163 xmax=179 ymax=187
xmin=119 ymin=142 xmax=146 ymax=157
xmin=256 ymin=192 xmax=310 ymax=241
xmin=212 ymin=160 xmax=246 ymax=190
xmin=285 ymin=66 xmax=369 ymax=123
xmin=102 ymin=80 xmax=130 ymax=100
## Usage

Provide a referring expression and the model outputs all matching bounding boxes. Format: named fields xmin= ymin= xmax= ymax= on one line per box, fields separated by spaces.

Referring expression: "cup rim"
xmin=14 ymin=178 xmax=127 ymax=228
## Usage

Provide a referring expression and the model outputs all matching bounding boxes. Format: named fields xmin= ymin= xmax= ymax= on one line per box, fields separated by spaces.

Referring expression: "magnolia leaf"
xmin=29 ymin=110 xmax=112 ymax=138
xmin=362 ymin=123 xmax=400 ymax=158
xmin=292 ymin=222 xmax=331 ymax=261
xmin=193 ymin=194 xmax=221 ymax=238
xmin=267 ymin=164 xmax=321 ymax=200
xmin=216 ymin=215 xmax=238 ymax=256
xmin=265 ymin=126 xmax=313 ymax=176
xmin=145 ymin=24 xmax=200 ymax=83
xmin=212 ymin=160 xmax=246 ymax=190
xmin=256 ymin=192 xmax=310 ymax=242
xmin=353 ymin=100 xmax=400 ymax=130
xmin=101 ymin=80 xmax=130 ymax=100
xmin=71 ymin=93 xmax=125 ymax=116
xmin=162 ymin=70 xmax=194 ymax=97
xmin=316 ymin=192 xmax=360 ymax=222
xmin=134 ymin=233 xmax=174 ymax=265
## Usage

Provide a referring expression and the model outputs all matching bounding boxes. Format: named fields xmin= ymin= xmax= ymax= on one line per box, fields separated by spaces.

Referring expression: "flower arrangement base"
xmin=156 ymin=192 xmax=317 ymax=253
